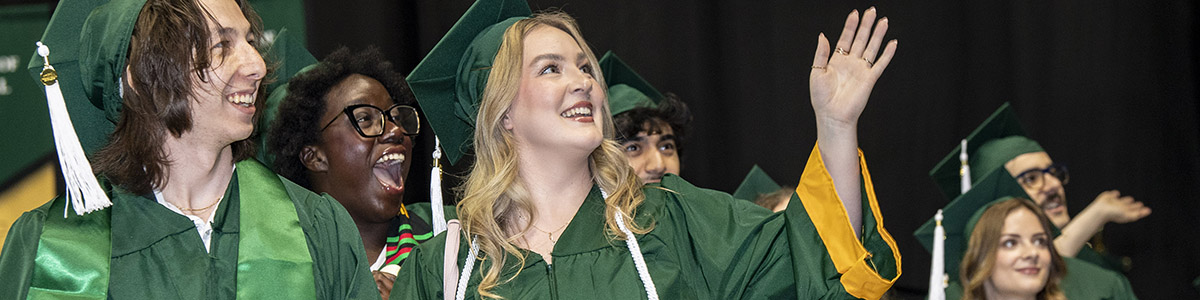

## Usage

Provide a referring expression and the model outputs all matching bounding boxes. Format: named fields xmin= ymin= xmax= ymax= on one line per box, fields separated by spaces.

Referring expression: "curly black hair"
xmin=613 ymin=93 xmax=694 ymax=157
xmin=266 ymin=46 xmax=415 ymax=188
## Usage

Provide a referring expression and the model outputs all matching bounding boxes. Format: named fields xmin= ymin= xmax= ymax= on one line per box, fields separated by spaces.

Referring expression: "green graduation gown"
xmin=0 ymin=167 xmax=379 ymax=300
xmin=392 ymin=146 xmax=901 ymax=299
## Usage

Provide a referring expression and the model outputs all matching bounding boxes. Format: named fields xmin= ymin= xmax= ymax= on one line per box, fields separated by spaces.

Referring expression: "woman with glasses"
xmin=265 ymin=46 xmax=430 ymax=299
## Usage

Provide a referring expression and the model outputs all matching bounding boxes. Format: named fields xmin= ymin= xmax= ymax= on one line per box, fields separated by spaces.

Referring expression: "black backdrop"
xmin=303 ymin=0 xmax=1199 ymax=298
xmin=0 ymin=0 xmax=1195 ymax=298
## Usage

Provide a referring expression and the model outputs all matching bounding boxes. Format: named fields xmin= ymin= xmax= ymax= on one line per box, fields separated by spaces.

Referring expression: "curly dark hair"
xmin=266 ymin=46 xmax=415 ymax=188
xmin=613 ymin=93 xmax=693 ymax=157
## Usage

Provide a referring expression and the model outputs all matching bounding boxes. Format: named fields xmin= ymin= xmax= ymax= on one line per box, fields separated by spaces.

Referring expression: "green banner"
xmin=0 ymin=4 xmax=53 ymax=187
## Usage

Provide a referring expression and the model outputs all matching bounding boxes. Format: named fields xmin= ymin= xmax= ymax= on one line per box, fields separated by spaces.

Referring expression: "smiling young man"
xmin=930 ymin=103 xmax=1151 ymax=272
xmin=0 ymin=0 xmax=375 ymax=298
xmin=601 ymin=52 xmax=693 ymax=184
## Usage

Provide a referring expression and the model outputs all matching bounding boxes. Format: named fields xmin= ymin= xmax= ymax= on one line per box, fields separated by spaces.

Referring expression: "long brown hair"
xmin=960 ymin=198 xmax=1067 ymax=300
xmin=93 ymin=0 xmax=265 ymax=195
xmin=458 ymin=11 xmax=649 ymax=298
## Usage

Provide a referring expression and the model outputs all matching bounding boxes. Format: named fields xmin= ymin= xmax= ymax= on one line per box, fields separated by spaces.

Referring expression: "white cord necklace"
xmin=454 ymin=188 xmax=658 ymax=299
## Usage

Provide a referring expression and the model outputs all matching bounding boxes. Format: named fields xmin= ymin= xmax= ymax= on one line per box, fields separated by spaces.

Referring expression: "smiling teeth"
xmin=227 ymin=93 xmax=254 ymax=106
xmin=560 ymin=107 xmax=592 ymax=118
xmin=376 ymin=153 xmax=405 ymax=164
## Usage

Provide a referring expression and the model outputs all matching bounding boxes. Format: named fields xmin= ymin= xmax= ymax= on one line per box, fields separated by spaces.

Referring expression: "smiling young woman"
xmin=392 ymin=0 xmax=902 ymax=299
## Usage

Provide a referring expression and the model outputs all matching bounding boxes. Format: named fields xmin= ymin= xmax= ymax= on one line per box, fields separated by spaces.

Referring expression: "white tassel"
xmin=928 ymin=209 xmax=946 ymax=300
xmin=959 ymin=139 xmax=971 ymax=194
xmin=37 ymin=42 xmax=111 ymax=217
xmin=431 ymin=137 xmax=448 ymax=235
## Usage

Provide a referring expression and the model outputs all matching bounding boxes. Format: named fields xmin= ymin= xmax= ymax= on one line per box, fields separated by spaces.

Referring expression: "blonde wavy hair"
xmin=960 ymin=198 xmax=1066 ymax=300
xmin=456 ymin=11 xmax=650 ymax=298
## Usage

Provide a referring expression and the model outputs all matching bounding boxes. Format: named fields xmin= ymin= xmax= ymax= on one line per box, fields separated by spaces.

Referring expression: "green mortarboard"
xmin=929 ymin=102 xmax=1044 ymax=201
xmin=24 ymin=0 xmax=147 ymax=214
xmin=28 ymin=0 xmax=147 ymax=155
xmin=405 ymin=0 xmax=531 ymax=165
xmin=599 ymin=51 xmax=664 ymax=116
xmin=732 ymin=165 xmax=782 ymax=201
xmin=914 ymin=167 xmax=1031 ymax=281
xmin=255 ymin=28 xmax=317 ymax=167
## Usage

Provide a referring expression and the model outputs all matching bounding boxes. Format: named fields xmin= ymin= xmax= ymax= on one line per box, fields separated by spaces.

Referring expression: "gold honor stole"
xmin=26 ymin=159 xmax=316 ymax=299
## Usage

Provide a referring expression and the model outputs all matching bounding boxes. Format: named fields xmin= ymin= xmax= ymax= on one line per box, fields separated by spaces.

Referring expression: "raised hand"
xmin=806 ymin=7 xmax=898 ymax=238
xmin=1089 ymin=190 xmax=1151 ymax=224
xmin=810 ymin=7 xmax=897 ymax=130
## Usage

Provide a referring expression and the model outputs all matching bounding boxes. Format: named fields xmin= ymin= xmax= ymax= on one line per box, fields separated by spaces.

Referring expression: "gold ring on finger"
xmin=811 ymin=65 xmax=826 ymax=70
xmin=835 ymin=48 xmax=850 ymax=55
xmin=863 ymin=58 xmax=874 ymax=67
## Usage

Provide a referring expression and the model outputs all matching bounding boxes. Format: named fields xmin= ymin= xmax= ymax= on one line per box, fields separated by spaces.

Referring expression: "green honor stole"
xmin=26 ymin=159 xmax=316 ymax=299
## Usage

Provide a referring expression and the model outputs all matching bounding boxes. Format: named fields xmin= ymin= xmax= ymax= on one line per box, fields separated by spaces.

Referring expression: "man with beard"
xmin=930 ymin=102 xmax=1151 ymax=271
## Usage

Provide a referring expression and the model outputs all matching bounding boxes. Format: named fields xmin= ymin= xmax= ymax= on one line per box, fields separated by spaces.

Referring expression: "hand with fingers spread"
xmin=1088 ymin=190 xmax=1151 ymax=224
xmin=807 ymin=7 xmax=898 ymax=238
xmin=810 ymin=7 xmax=898 ymax=130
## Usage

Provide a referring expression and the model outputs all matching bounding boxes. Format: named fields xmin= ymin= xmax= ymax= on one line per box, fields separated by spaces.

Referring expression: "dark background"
xmin=4 ymin=0 xmax=1195 ymax=298
xmin=312 ymin=0 xmax=1199 ymax=299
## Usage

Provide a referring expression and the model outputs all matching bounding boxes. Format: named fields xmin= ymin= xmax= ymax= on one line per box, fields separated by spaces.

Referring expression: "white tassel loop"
xmin=959 ymin=139 xmax=972 ymax=194
xmin=37 ymin=41 xmax=111 ymax=217
xmin=431 ymin=137 xmax=448 ymax=235
xmin=927 ymin=209 xmax=947 ymax=300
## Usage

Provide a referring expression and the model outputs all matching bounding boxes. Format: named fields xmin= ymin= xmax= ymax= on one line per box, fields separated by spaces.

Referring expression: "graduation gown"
xmin=392 ymin=146 xmax=901 ymax=299
xmin=0 ymin=166 xmax=379 ymax=300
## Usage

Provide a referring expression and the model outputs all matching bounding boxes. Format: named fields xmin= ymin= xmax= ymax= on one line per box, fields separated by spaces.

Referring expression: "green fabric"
xmin=1073 ymin=244 xmax=1124 ymax=272
xmin=914 ymin=167 xmax=1030 ymax=280
xmin=392 ymin=173 xmax=897 ymax=299
xmin=26 ymin=193 xmax=111 ymax=300
xmin=943 ymin=257 xmax=1137 ymax=300
xmin=404 ymin=202 xmax=459 ymax=222
xmin=255 ymin=28 xmax=317 ymax=166
xmin=599 ymin=51 xmax=663 ymax=116
xmin=928 ymin=102 xmax=1043 ymax=201
xmin=0 ymin=163 xmax=378 ymax=300
xmin=971 ymin=136 xmax=1044 ymax=183
xmin=235 ymin=159 xmax=316 ymax=299
xmin=405 ymin=0 xmax=532 ymax=165
xmin=732 ymin=164 xmax=782 ymax=201
xmin=25 ymin=0 xmax=143 ymax=154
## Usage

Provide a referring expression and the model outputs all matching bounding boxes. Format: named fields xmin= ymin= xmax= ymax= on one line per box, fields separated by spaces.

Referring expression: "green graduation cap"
xmin=28 ymin=0 xmax=147 ymax=155
xmin=255 ymin=28 xmax=317 ymax=167
xmin=599 ymin=51 xmax=664 ymax=117
xmin=914 ymin=167 xmax=1032 ymax=281
xmin=25 ymin=0 xmax=148 ymax=214
xmin=404 ymin=0 xmax=532 ymax=165
xmin=732 ymin=165 xmax=781 ymax=201
xmin=929 ymin=102 xmax=1044 ymax=201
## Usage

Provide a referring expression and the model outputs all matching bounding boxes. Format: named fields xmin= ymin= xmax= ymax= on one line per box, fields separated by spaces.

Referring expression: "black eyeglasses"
xmin=1013 ymin=164 xmax=1069 ymax=189
xmin=320 ymin=104 xmax=420 ymax=138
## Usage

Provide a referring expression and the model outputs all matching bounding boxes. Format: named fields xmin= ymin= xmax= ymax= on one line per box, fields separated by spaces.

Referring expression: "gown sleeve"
xmin=790 ymin=144 xmax=901 ymax=299
xmin=657 ymin=144 xmax=900 ymax=299
xmin=285 ymin=181 xmax=381 ymax=300
xmin=389 ymin=233 xmax=452 ymax=300
xmin=0 ymin=204 xmax=49 ymax=300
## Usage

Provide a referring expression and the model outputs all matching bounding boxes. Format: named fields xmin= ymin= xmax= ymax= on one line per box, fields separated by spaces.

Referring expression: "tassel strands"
xmin=36 ymin=41 xmax=111 ymax=217
xmin=431 ymin=137 xmax=448 ymax=235
xmin=927 ymin=209 xmax=946 ymax=300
